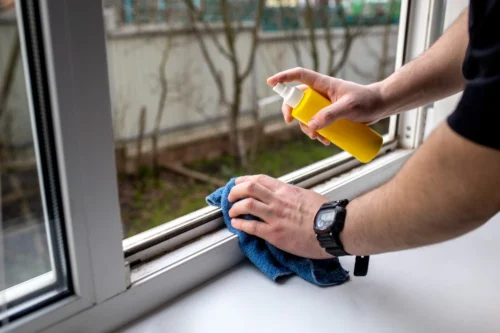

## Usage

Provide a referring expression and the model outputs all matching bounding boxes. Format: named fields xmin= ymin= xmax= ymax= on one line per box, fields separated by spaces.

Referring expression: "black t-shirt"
xmin=447 ymin=1 xmax=500 ymax=149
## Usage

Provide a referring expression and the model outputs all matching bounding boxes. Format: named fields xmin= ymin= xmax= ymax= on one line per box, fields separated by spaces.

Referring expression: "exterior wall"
xmin=1 ymin=16 xmax=397 ymax=152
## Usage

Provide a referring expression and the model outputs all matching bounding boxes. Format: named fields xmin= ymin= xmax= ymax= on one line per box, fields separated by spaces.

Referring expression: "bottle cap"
xmin=273 ymin=83 xmax=304 ymax=108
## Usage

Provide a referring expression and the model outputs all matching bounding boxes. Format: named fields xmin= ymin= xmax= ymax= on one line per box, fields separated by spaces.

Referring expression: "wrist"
xmin=368 ymin=78 xmax=397 ymax=119
xmin=366 ymin=81 xmax=389 ymax=119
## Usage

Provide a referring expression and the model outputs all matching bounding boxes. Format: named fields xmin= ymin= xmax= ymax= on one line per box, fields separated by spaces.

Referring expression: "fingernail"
xmin=308 ymin=120 xmax=319 ymax=130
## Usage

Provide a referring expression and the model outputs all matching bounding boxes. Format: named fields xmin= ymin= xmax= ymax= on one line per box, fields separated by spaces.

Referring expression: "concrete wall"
xmin=106 ymin=24 xmax=398 ymax=154
xmin=0 ymin=17 xmax=398 ymax=151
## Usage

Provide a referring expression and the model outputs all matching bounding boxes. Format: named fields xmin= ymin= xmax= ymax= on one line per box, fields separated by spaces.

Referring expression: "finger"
xmin=309 ymin=97 xmax=350 ymax=130
xmin=231 ymin=218 xmax=272 ymax=239
xmin=366 ymin=118 xmax=381 ymax=126
xmin=235 ymin=174 xmax=283 ymax=191
xmin=300 ymin=123 xmax=330 ymax=145
xmin=282 ymin=103 xmax=293 ymax=124
xmin=228 ymin=181 xmax=274 ymax=204
xmin=299 ymin=122 xmax=318 ymax=140
xmin=267 ymin=67 xmax=333 ymax=93
xmin=229 ymin=198 xmax=272 ymax=221
xmin=317 ymin=134 xmax=331 ymax=146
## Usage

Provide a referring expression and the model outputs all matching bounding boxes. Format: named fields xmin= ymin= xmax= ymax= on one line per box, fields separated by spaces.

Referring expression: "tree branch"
xmin=220 ymin=0 xmax=237 ymax=67
xmin=239 ymin=0 xmax=265 ymax=82
xmin=183 ymin=0 xmax=234 ymax=61
xmin=184 ymin=1 xmax=228 ymax=106
xmin=330 ymin=0 xmax=362 ymax=76
xmin=278 ymin=1 xmax=303 ymax=67
xmin=304 ymin=0 xmax=319 ymax=72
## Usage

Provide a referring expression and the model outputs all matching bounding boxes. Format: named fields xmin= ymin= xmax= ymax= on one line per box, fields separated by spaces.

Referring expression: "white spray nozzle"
xmin=273 ymin=82 xmax=286 ymax=95
xmin=273 ymin=83 xmax=304 ymax=108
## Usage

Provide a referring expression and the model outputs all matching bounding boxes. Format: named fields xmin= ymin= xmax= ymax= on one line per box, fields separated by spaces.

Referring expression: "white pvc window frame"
xmin=1 ymin=0 xmax=448 ymax=332
xmin=2 ymin=0 xmax=126 ymax=331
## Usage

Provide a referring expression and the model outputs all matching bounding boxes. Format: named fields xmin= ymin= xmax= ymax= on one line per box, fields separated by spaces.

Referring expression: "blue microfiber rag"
xmin=206 ymin=178 xmax=349 ymax=286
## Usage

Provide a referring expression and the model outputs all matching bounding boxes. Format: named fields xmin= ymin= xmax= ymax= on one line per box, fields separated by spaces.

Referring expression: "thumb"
xmin=308 ymin=97 xmax=351 ymax=130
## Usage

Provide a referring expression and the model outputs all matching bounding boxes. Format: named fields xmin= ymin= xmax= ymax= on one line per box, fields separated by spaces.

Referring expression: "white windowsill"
xmin=130 ymin=149 xmax=410 ymax=283
xmin=120 ymin=212 xmax=500 ymax=333
xmin=41 ymin=149 xmax=413 ymax=333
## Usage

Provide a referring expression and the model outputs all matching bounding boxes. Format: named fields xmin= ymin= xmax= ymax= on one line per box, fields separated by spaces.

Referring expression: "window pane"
xmin=1 ymin=1 xmax=70 ymax=324
xmin=102 ymin=0 xmax=402 ymax=238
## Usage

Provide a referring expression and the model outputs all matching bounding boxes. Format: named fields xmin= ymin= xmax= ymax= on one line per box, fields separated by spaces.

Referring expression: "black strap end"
xmin=353 ymin=256 xmax=370 ymax=276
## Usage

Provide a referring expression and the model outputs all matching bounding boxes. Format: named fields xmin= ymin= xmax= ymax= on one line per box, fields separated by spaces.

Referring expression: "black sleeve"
xmin=447 ymin=2 xmax=500 ymax=150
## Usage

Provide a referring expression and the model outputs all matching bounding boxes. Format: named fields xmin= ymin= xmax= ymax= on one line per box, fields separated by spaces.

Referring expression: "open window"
xmin=103 ymin=0 xmax=406 ymax=263
xmin=0 ymin=0 xmax=455 ymax=332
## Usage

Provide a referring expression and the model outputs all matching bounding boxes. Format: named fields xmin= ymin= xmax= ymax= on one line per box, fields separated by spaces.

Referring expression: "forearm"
xmin=372 ymin=9 xmax=469 ymax=117
xmin=341 ymin=123 xmax=500 ymax=255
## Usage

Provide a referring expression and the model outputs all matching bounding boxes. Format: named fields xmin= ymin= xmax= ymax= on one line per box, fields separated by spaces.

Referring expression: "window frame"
xmin=1 ymin=0 xmax=451 ymax=332
xmin=2 ymin=0 xmax=126 ymax=331
xmin=122 ymin=0 xmax=410 ymax=264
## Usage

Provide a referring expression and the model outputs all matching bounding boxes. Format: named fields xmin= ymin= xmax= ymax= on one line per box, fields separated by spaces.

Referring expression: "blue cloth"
xmin=206 ymin=178 xmax=349 ymax=286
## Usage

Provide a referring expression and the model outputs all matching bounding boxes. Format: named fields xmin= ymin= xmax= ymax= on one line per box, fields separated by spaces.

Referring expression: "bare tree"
xmin=135 ymin=106 xmax=147 ymax=172
xmin=277 ymin=0 xmax=365 ymax=76
xmin=151 ymin=36 xmax=174 ymax=176
xmin=322 ymin=0 xmax=366 ymax=76
xmin=277 ymin=2 xmax=304 ymax=67
xmin=349 ymin=0 xmax=397 ymax=82
xmin=183 ymin=0 xmax=266 ymax=168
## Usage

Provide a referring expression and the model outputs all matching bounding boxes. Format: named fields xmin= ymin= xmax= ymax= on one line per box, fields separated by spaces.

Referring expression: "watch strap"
xmin=353 ymin=256 xmax=370 ymax=276
xmin=317 ymin=233 xmax=349 ymax=257
xmin=315 ymin=199 xmax=371 ymax=276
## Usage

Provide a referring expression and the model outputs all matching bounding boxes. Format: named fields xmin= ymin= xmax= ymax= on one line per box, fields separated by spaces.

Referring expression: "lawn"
xmin=119 ymin=133 xmax=339 ymax=237
xmin=119 ymin=119 xmax=389 ymax=238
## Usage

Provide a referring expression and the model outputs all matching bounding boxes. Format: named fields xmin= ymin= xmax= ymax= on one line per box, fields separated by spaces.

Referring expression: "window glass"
xmin=1 ymin=1 xmax=70 ymax=324
xmin=102 ymin=0 xmax=402 ymax=238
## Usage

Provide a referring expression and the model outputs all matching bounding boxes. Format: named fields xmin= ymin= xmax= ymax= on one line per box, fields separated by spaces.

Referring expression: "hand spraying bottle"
xmin=273 ymin=83 xmax=383 ymax=163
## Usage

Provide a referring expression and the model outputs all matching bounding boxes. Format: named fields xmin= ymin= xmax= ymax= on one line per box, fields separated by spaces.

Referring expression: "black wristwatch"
xmin=314 ymin=200 xmax=370 ymax=276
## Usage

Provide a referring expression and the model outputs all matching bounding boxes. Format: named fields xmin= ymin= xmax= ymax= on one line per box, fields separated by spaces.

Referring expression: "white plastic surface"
xmin=120 ymin=213 xmax=500 ymax=333
xmin=273 ymin=83 xmax=304 ymax=108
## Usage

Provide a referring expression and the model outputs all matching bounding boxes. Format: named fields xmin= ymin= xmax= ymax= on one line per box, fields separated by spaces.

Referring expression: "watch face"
xmin=315 ymin=209 xmax=336 ymax=231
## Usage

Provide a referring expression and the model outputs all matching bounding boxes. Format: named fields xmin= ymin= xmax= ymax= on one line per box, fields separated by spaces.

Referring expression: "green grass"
xmin=190 ymin=135 xmax=341 ymax=179
xmin=121 ymin=135 xmax=341 ymax=237
xmin=121 ymin=117 xmax=390 ymax=237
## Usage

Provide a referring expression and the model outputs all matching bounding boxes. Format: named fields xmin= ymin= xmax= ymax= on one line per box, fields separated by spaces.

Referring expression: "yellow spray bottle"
xmin=273 ymin=83 xmax=383 ymax=163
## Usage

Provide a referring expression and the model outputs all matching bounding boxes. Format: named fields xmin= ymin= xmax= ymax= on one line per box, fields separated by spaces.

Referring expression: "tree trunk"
xmin=135 ymin=106 xmax=146 ymax=172
xmin=152 ymin=39 xmax=170 ymax=177
xmin=228 ymin=81 xmax=247 ymax=169
xmin=377 ymin=0 xmax=396 ymax=81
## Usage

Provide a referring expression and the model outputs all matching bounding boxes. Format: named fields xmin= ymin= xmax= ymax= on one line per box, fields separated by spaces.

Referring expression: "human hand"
xmin=267 ymin=67 xmax=386 ymax=145
xmin=228 ymin=174 xmax=333 ymax=259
